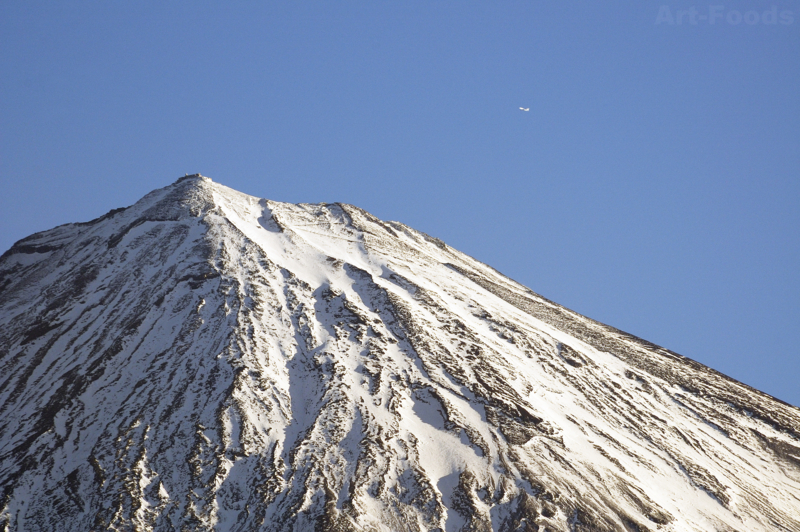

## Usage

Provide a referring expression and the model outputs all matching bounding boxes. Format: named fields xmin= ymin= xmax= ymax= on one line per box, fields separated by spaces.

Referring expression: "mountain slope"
xmin=0 ymin=175 xmax=798 ymax=532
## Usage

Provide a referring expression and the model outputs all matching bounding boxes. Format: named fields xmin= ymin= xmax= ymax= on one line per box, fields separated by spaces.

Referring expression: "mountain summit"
xmin=1 ymin=175 xmax=798 ymax=532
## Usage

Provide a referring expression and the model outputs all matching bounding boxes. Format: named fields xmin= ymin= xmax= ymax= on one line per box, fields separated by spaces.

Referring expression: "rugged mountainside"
xmin=0 ymin=175 xmax=798 ymax=532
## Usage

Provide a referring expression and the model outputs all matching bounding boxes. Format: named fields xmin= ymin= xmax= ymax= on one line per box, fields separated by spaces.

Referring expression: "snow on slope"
xmin=0 ymin=175 xmax=798 ymax=532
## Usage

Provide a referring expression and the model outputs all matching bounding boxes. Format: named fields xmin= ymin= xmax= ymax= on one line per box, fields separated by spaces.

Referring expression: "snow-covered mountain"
xmin=0 ymin=175 xmax=798 ymax=532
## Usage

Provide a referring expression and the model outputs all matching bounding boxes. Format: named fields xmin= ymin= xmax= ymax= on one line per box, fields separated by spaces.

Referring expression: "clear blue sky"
xmin=1 ymin=1 xmax=798 ymax=406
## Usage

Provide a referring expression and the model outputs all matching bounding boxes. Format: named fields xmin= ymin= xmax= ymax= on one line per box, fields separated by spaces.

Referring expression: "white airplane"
xmin=519 ymin=107 xmax=529 ymax=111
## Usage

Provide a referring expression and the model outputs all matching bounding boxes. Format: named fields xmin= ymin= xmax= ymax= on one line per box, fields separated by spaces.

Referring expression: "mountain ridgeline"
xmin=0 ymin=175 xmax=798 ymax=531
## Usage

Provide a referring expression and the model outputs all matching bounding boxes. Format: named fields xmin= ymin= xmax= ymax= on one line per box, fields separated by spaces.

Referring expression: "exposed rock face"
xmin=0 ymin=175 xmax=798 ymax=532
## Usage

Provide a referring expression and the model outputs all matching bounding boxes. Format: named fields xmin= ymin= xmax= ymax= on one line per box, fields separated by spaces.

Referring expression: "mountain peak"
xmin=1 ymin=177 xmax=798 ymax=532
xmin=171 ymin=173 xmax=216 ymax=193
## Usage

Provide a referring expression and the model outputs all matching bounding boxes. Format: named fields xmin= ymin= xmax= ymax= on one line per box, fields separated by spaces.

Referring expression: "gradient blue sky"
xmin=1 ymin=1 xmax=798 ymax=406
